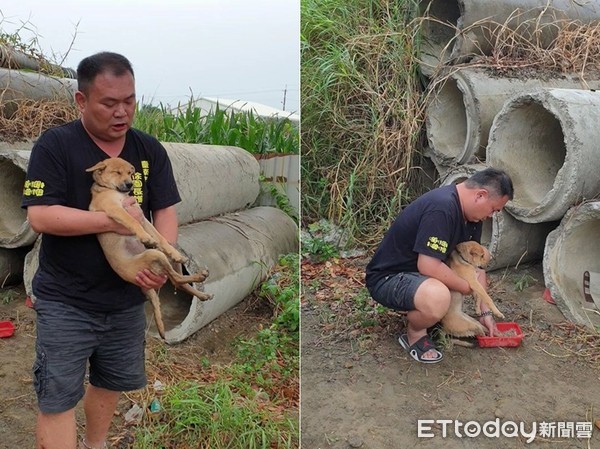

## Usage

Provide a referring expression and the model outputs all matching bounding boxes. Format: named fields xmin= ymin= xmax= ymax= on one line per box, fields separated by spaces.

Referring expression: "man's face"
xmin=467 ymin=190 xmax=509 ymax=222
xmin=76 ymin=71 xmax=136 ymax=143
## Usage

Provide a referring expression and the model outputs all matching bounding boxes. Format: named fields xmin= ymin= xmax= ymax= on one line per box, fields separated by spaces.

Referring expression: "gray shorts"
xmin=369 ymin=272 xmax=428 ymax=312
xmin=33 ymin=299 xmax=147 ymax=414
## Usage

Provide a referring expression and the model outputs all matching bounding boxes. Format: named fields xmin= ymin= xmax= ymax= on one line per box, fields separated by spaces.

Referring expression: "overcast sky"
xmin=0 ymin=0 xmax=299 ymax=113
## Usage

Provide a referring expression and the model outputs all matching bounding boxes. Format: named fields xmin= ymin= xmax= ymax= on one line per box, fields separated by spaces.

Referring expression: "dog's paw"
xmin=140 ymin=234 xmax=159 ymax=248
xmin=169 ymin=253 xmax=188 ymax=264
xmin=192 ymin=269 xmax=209 ymax=283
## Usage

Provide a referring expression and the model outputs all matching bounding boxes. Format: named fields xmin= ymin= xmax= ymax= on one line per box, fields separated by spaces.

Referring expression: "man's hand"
xmin=479 ymin=305 xmax=499 ymax=336
xmin=122 ymin=197 xmax=144 ymax=222
xmin=135 ymin=269 xmax=168 ymax=290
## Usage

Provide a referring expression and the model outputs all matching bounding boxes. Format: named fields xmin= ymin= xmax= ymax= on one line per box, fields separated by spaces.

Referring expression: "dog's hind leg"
xmin=146 ymin=254 xmax=213 ymax=302
xmin=441 ymin=292 xmax=487 ymax=337
xmin=144 ymin=289 xmax=165 ymax=339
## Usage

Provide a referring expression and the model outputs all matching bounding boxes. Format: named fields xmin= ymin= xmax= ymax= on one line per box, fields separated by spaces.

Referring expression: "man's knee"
xmin=414 ymin=278 xmax=451 ymax=319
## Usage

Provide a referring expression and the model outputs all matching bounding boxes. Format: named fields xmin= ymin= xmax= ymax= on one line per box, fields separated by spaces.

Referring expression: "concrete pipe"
xmin=23 ymin=236 xmax=40 ymax=301
xmin=441 ymin=164 xmax=557 ymax=270
xmin=0 ymin=150 xmax=38 ymax=248
xmin=0 ymin=45 xmax=76 ymax=78
xmin=543 ymin=202 xmax=600 ymax=328
xmin=426 ymin=68 xmax=600 ymax=166
xmin=149 ymin=206 xmax=298 ymax=343
xmin=487 ymin=88 xmax=600 ymax=223
xmin=163 ymin=143 xmax=261 ymax=225
xmin=0 ymin=246 xmax=28 ymax=287
xmin=418 ymin=0 xmax=600 ymax=75
xmin=0 ymin=68 xmax=77 ymax=117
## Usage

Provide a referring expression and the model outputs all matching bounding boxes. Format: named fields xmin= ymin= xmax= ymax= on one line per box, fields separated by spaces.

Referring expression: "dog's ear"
xmin=85 ymin=161 xmax=106 ymax=173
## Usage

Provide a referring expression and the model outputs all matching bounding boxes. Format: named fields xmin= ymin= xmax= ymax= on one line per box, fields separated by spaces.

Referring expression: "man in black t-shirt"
xmin=366 ymin=168 xmax=513 ymax=364
xmin=22 ymin=52 xmax=181 ymax=449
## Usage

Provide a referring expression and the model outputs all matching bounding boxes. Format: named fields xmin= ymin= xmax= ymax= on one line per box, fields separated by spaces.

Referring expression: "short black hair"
xmin=77 ymin=52 xmax=134 ymax=94
xmin=465 ymin=167 xmax=514 ymax=200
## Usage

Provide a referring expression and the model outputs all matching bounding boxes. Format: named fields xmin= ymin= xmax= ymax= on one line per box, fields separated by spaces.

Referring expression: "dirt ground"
xmin=301 ymin=257 xmax=600 ymax=449
xmin=0 ymin=285 xmax=276 ymax=448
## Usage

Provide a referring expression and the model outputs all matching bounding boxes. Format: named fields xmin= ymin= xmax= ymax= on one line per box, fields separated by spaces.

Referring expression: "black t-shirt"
xmin=21 ymin=120 xmax=181 ymax=312
xmin=365 ymin=185 xmax=481 ymax=290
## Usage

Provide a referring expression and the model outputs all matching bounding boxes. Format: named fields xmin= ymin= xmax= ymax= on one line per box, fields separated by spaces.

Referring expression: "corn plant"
xmin=134 ymin=100 xmax=299 ymax=155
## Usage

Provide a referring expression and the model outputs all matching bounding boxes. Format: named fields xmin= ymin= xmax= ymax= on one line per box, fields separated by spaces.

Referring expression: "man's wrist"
xmin=479 ymin=310 xmax=493 ymax=318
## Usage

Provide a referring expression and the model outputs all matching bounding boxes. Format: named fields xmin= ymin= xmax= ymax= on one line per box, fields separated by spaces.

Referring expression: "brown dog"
xmin=441 ymin=241 xmax=503 ymax=337
xmin=86 ymin=157 xmax=212 ymax=339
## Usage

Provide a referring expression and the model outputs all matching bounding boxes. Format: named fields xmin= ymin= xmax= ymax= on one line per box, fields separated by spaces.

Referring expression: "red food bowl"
xmin=477 ymin=322 xmax=523 ymax=348
xmin=0 ymin=321 xmax=15 ymax=338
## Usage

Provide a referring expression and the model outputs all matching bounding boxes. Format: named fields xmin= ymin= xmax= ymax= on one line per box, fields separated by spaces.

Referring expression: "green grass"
xmin=301 ymin=0 xmax=430 ymax=246
xmin=135 ymin=380 xmax=296 ymax=449
xmin=134 ymin=101 xmax=299 ymax=155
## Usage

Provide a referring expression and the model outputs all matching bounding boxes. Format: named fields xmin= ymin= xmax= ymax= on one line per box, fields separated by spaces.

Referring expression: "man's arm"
xmin=27 ymin=205 xmax=126 ymax=236
xmin=417 ymin=254 xmax=471 ymax=295
xmin=151 ymin=206 xmax=179 ymax=244
xmin=134 ymin=205 xmax=179 ymax=289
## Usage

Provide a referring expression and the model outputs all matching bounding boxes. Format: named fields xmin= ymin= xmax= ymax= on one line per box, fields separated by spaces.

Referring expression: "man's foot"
xmin=398 ymin=333 xmax=443 ymax=364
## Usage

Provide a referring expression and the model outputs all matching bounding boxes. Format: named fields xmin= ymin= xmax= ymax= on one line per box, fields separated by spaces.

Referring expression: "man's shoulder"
xmin=39 ymin=120 xmax=81 ymax=139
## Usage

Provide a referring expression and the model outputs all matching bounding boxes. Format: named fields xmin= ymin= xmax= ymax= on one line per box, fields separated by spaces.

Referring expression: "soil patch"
xmin=301 ymin=257 xmax=600 ymax=449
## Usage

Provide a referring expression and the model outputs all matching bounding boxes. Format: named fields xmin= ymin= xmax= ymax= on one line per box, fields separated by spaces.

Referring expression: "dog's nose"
xmin=125 ymin=182 xmax=133 ymax=190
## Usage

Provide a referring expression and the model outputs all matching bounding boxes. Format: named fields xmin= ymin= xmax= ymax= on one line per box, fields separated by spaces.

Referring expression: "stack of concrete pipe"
xmin=1 ymin=143 xmax=297 ymax=343
xmin=419 ymin=1 xmax=600 ymax=327
xmin=418 ymin=0 xmax=600 ymax=77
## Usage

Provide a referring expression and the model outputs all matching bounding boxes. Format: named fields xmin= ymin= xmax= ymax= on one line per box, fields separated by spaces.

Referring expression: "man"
xmin=22 ymin=52 xmax=181 ymax=449
xmin=366 ymin=168 xmax=514 ymax=364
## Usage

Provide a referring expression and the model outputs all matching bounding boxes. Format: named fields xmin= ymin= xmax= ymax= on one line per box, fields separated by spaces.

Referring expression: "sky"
xmin=0 ymin=0 xmax=300 ymax=113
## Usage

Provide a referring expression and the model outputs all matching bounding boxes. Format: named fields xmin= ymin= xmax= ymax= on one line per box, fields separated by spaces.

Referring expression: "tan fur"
xmin=441 ymin=241 xmax=504 ymax=337
xmin=86 ymin=157 xmax=212 ymax=339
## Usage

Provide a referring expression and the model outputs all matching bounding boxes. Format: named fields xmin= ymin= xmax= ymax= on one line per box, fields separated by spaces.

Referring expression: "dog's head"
xmin=456 ymin=241 xmax=490 ymax=269
xmin=86 ymin=158 xmax=136 ymax=193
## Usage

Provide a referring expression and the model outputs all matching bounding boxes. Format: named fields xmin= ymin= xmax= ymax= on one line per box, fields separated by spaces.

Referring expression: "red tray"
xmin=0 ymin=321 xmax=15 ymax=338
xmin=477 ymin=322 xmax=523 ymax=348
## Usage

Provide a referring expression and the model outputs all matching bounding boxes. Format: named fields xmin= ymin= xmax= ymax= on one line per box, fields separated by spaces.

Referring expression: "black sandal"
xmin=399 ymin=334 xmax=443 ymax=364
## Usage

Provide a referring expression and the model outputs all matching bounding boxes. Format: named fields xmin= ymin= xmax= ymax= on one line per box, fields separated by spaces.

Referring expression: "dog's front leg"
xmin=105 ymin=207 xmax=159 ymax=248
xmin=470 ymin=282 xmax=505 ymax=319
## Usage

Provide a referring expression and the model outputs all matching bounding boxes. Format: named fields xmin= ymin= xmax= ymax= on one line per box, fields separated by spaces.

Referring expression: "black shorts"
xmin=33 ymin=299 xmax=147 ymax=414
xmin=368 ymin=272 xmax=428 ymax=312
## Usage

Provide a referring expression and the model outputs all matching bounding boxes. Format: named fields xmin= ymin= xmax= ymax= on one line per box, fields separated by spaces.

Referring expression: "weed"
xmin=301 ymin=236 xmax=339 ymax=263
xmin=135 ymin=380 xmax=297 ymax=449
xmin=259 ymin=176 xmax=298 ymax=223
xmin=514 ymin=274 xmax=537 ymax=292
xmin=1 ymin=289 xmax=19 ymax=305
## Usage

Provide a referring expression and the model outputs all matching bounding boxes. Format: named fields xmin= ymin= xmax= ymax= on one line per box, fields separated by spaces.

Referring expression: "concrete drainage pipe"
xmin=487 ymin=88 xmax=600 ymax=223
xmin=0 ymin=150 xmax=38 ymax=248
xmin=0 ymin=68 xmax=77 ymax=117
xmin=543 ymin=202 xmax=600 ymax=328
xmin=162 ymin=143 xmax=261 ymax=226
xmin=441 ymin=164 xmax=557 ymax=270
xmin=418 ymin=0 xmax=600 ymax=76
xmin=426 ymin=68 xmax=600 ymax=167
xmin=154 ymin=206 xmax=298 ymax=344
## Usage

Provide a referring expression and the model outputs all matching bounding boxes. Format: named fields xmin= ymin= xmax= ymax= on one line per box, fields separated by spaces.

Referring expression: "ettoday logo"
xmin=417 ymin=419 xmax=593 ymax=443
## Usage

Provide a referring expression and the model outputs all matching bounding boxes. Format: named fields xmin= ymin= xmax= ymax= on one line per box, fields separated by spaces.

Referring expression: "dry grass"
xmin=0 ymin=97 xmax=78 ymax=142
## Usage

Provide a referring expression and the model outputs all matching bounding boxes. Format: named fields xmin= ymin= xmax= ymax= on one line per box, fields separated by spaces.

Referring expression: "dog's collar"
xmin=458 ymin=250 xmax=484 ymax=269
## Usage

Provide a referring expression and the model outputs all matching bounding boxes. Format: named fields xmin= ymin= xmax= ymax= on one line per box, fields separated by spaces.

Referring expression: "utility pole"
xmin=282 ymin=85 xmax=287 ymax=111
